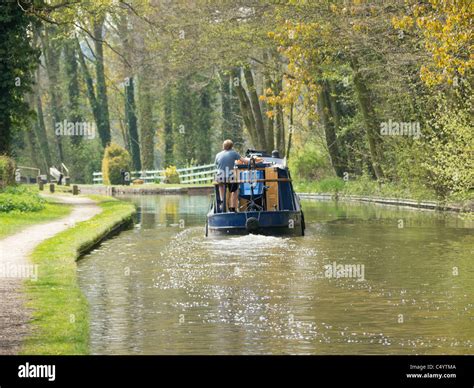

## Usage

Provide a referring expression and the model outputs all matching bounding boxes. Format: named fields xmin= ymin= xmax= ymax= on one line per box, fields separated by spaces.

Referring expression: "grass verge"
xmin=21 ymin=196 xmax=136 ymax=355
xmin=294 ymin=176 xmax=473 ymax=203
xmin=0 ymin=201 xmax=72 ymax=239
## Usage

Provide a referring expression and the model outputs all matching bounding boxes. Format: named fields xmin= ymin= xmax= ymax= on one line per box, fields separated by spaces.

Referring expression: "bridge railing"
xmin=92 ymin=163 xmax=216 ymax=185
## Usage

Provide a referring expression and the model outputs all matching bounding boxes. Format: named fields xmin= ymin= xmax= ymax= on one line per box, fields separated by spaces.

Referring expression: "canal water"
xmin=77 ymin=195 xmax=473 ymax=354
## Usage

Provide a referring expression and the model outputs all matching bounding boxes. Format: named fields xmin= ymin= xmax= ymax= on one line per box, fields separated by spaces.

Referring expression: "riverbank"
xmin=294 ymin=178 xmax=473 ymax=213
xmin=0 ymin=195 xmax=101 ymax=355
xmin=76 ymin=182 xmax=472 ymax=213
xmin=0 ymin=197 xmax=75 ymax=355
xmin=298 ymin=193 xmax=473 ymax=213
xmin=0 ymin=201 xmax=72 ymax=239
xmin=20 ymin=195 xmax=136 ymax=355
xmin=79 ymin=183 xmax=213 ymax=196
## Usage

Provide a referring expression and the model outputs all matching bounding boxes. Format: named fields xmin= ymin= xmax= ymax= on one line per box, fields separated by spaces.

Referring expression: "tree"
xmin=64 ymin=39 xmax=83 ymax=146
xmin=137 ymin=65 xmax=155 ymax=170
xmin=163 ymin=85 xmax=174 ymax=167
xmin=93 ymin=15 xmax=112 ymax=147
xmin=219 ymin=72 xmax=243 ymax=149
xmin=0 ymin=1 xmax=39 ymax=155
xmin=117 ymin=10 xmax=141 ymax=170
xmin=125 ymin=77 xmax=141 ymax=170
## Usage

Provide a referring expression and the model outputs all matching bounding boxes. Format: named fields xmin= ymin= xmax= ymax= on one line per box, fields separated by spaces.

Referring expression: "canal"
xmin=77 ymin=195 xmax=473 ymax=354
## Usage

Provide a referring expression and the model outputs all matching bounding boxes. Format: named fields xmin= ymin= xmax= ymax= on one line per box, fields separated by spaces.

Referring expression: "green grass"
xmin=21 ymin=196 xmax=136 ymax=355
xmin=0 ymin=185 xmax=47 ymax=213
xmin=0 ymin=202 xmax=72 ymax=239
xmin=294 ymin=176 xmax=473 ymax=203
xmin=294 ymin=177 xmax=345 ymax=194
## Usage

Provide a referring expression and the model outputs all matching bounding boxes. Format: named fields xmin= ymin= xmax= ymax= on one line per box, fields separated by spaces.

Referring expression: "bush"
xmin=420 ymin=106 xmax=473 ymax=198
xmin=289 ymin=143 xmax=331 ymax=181
xmin=0 ymin=155 xmax=16 ymax=189
xmin=163 ymin=166 xmax=180 ymax=184
xmin=101 ymin=143 xmax=132 ymax=185
xmin=0 ymin=186 xmax=45 ymax=213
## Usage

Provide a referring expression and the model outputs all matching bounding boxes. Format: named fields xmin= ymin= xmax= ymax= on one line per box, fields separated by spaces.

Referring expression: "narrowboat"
xmin=206 ymin=150 xmax=305 ymax=236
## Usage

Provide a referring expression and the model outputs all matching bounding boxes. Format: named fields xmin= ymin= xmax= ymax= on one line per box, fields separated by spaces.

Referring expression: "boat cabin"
xmin=206 ymin=150 xmax=305 ymax=236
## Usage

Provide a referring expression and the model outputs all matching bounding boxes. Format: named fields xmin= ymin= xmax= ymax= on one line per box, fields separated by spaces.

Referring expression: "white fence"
xmin=93 ymin=163 xmax=216 ymax=185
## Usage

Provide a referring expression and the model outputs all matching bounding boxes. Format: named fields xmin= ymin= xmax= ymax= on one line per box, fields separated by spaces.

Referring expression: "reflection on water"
xmin=77 ymin=195 xmax=473 ymax=354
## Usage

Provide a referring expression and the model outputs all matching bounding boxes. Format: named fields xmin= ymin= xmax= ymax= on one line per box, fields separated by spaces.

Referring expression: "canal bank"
xmin=79 ymin=184 xmax=472 ymax=213
xmin=19 ymin=194 xmax=136 ymax=355
xmin=79 ymin=184 xmax=213 ymax=196
xmin=298 ymin=193 xmax=474 ymax=213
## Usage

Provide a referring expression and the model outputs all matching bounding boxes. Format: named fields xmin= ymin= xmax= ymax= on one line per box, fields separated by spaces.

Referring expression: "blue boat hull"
xmin=207 ymin=210 xmax=304 ymax=236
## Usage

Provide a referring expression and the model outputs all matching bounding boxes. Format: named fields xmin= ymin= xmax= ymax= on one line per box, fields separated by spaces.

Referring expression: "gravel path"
xmin=0 ymin=195 xmax=101 ymax=354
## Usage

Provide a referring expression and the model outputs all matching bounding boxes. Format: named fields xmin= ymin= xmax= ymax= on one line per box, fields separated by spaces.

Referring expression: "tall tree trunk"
xmin=318 ymin=80 xmax=346 ymax=177
xmin=76 ymin=37 xmax=103 ymax=143
xmin=232 ymin=68 xmax=259 ymax=148
xmin=220 ymin=73 xmax=232 ymax=140
xmin=125 ymin=77 xmax=141 ymax=170
xmin=64 ymin=39 xmax=83 ymax=146
xmin=25 ymin=94 xmax=45 ymax=173
xmin=137 ymin=67 xmax=155 ymax=170
xmin=196 ymin=83 xmax=213 ymax=164
xmin=118 ymin=118 xmax=130 ymax=153
xmin=41 ymin=27 xmax=64 ymax=163
xmin=263 ymin=77 xmax=275 ymax=152
xmin=273 ymin=77 xmax=285 ymax=157
xmin=118 ymin=12 xmax=141 ymax=170
xmin=32 ymin=69 xmax=52 ymax=171
xmin=262 ymin=52 xmax=275 ymax=152
xmin=24 ymin=127 xmax=42 ymax=174
xmin=275 ymin=105 xmax=285 ymax=157
xmin=220 ymin=72 xmax=243 ymax=146
xmin=163 ymin=85 xmax=174 ymax=167
xmin=93 ymin=16 xmax=111 ymax=146
xmin=351 ymin=58 xmax=385 ymax=180
xmin=286 ymin=104 xmax=294 ymax=160
xmin=243 ymin=66 xmax=267 ymax=150
xmin=34 ymin=94 xmax=51 ymax=172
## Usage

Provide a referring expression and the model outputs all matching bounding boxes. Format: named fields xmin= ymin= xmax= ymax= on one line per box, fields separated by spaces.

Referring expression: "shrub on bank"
xmin=163 ymin=166 xmax=180 ymax=184
xmin=0 ymin=155 xmax=16 ymax=189
xmin=101 ymin=143 xmax=132 ymax=185
xmin=0 ymin=186 xmax=45 ymax=213
xmin=289 ymin=143 xmax=331 ymax=181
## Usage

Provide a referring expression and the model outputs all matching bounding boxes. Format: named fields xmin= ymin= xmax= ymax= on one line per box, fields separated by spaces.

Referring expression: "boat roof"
xmin=260 ymin=156 xmax=286 ymax=168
